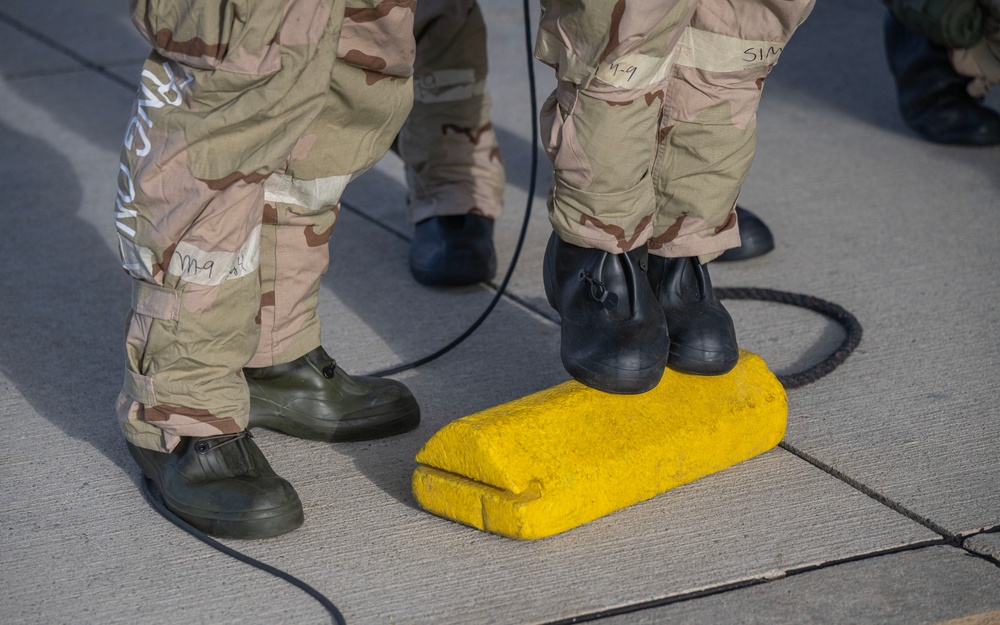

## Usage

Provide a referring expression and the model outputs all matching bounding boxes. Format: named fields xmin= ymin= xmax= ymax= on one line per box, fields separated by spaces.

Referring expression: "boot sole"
xmin=410 ymin=258 xmax=497 ymax=287
xmin=666 ymin=345 xmax=738 ymax=376
xmin=561 ymin=342 xmax=666 ymax=395
xmin=165 ymin=498 xmax=304 ymax=539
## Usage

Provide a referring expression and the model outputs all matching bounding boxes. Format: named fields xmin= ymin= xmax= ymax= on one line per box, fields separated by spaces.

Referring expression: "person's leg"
xmin=115 ymin=14 xmax=337 ymax=537
xmin=119 ymin=0 xmax=342 ymax=453
xmin=646 ymin=0 xmax=814 ymax=374
xmin=116 ymin=0 xmax=420 ymax=538
xmin=244 ymin=0 xmax=420 ymax=441
xmin=536 ymin=0 xmax=814 ymax=390
xmin=885 ymin=10 xmax=1000 ymax=145
xmin=536 ymin=0 xmax=695 ymax=393
xmin=399 ymin=0 xmax=505 ymax=286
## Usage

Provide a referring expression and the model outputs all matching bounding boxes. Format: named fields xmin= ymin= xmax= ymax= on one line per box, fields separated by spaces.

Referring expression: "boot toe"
xmin=648 ymin=256 xmax=739 ymax=376
xmin=409 ymin=215 xmax=497 ymax=286
xmin=129 ymin=436 xmax=305 ymax=540
xmin=560 ymin=317 xmax=668 ymax=394
xmin=667 ymin=334 xmax=739 ymax=375
xmin=162 ymin=472 xmax=304 ymax=539
xmin=544 ymin=233 xmax=668 ymax=394
xmin=909 ymin=103 xmax=1000 ymax=145
xmin=666 ymin=307 xmax=739 ymax=375
xmin=246 ymin=348 xmax=421 ymax=441
xmin=276 ymin=388 xmax=420 ymax=441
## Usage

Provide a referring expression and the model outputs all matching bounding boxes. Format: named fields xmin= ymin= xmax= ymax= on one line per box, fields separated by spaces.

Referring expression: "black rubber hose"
xmin=716 ymin=287 xmax=863 ymax=389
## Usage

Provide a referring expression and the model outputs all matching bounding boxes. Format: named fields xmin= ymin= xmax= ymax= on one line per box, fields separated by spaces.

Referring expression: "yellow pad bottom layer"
xmin=412 ymin=350 xmax=787 ymax=540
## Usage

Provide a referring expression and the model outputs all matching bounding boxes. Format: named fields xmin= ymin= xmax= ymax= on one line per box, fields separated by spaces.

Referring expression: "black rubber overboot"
xmin=647 ymin=256 xmax=738 ymax=376
xmin=543 ymin=233 xmax=668 ymax=394
xmin=245 ymin=347 xmax=420 ymax=442
xmin=128 ymin=431 xmax=304 ymax=539
xmin=884 ymin=12 xmax=1000 ymax=145
xmin=716 ymin=206 xmax=775 ymax=262
xmin=409 ymin=214 xmax=497 ymax=287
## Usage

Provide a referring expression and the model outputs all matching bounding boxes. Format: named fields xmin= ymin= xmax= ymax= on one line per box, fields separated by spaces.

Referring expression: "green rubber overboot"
xmin=245 ymin=347 xmax=420 ymax=442
xmin=128 ymin=431 xmax=304 ymax=539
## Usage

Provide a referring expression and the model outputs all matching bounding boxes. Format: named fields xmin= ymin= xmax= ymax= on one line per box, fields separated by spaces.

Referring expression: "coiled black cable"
xmin=366 ymin=3 xmax=539 ymax=379
xmin=715 ymin=287 xmax=863 ymax=390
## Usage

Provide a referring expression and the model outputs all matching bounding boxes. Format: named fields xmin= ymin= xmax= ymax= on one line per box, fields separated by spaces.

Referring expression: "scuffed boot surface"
xmin=648 ymin=256 xmax=739 ymax=376
xmin=409 ymin=215 xmax=497 ymax=287
xmin=245 ymin=347 xmax=420 ymax=442
xmin=543 ymin=233 xmax=668 ymax=394
xmin=128 ymin=431 xmax=304 ymax=539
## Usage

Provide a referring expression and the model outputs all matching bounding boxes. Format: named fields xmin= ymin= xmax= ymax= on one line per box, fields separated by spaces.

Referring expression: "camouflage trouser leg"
xmin=251 ymin=1 xmax=417 ymax=367
xmin=248 ymin=171 xmax=340 ymax=369
xmin=536 ymin=0 xmax=814 ymax=260
xmin=950 ymin=2 xmax=1000 ymax=98
xmin=397 ymin=0 xmax=505 ymax=224
xmin=115 ymin=0 xmax=415 ymax=452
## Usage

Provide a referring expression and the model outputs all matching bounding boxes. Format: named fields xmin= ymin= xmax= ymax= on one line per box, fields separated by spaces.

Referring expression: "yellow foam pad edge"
xmin=412 ymin=350 xmax=787 ymax=540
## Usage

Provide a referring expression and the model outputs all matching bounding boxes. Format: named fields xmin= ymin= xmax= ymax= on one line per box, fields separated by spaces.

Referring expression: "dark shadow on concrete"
xmin=0 ymin=119 xmax=132 ymax=475
xmin=763 ymin=0 xmax=1000 ymax=193
xmin=317 ymin=208 xmax=566 ymax=508
xmin=493 ymin=124 xmax=552 ymax=197
xmin=771 ymin=319 xmax=848 ymax=381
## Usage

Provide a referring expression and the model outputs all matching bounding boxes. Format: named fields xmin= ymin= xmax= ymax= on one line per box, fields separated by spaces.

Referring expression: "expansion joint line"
xmin=777 ymin=441 xmax=956 ymax=540
xmin=542 ymin=540 xmax=950 ymax=625
xmin=340 ymin=200 xmax=559 ymax=326
xmin=779 ymin=443 xmax=1000 ymax=571
xmin=0 ymin=11 xmax=135 ymax=90
xmin=960 ymin=525 xmax=1000 ymax=569
xmin=341 ymin=200 xmax=411 ymax=244
xmin=545 ymin=446 xmax=998 ymax=624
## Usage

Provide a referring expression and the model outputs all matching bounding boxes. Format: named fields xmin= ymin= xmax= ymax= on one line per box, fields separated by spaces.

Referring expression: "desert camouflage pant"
xmin=536 ymin=0 xmax=815 ymax=260
xmin=114 ymin=0 xmax=416 ymax=452
xmin=399 ymin=0 xmax=505 ymax=224
xmin=951 ymin=0 xmax=1000 ymax=97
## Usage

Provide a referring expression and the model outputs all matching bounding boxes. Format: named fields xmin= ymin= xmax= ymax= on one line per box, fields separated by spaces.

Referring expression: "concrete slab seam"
xmin=963 ymin=528 xmax=1000 ymax=568
xmin=0 ymin=10 xmax=135 ymax=90
xmin=777 ymin=452 xmax=1000 ymax=567
xmin=341 ymin=199 xmax=411 ymax=244
xmin=341 ymin=199 xmax=560 ymax=327
xmin=538 ymin=445 xmax=1000 ymax=625
xmin=778 ymin=441 xmax=956 ymax=539
xmin=539 ymin=540 xmax=954 ymax=625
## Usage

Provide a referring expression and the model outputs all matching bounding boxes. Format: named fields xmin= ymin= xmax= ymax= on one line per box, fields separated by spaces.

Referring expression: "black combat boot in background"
xmin=716 ymin=206 xmax=776 ymax=262
xmin=409 ymin=214 xmax=497 ymax=286
xmin=543 ymin=233 xmax=668 ymax=394
xmin=884 ymin=12 xmax=1000 ymax=145
xmin=647 ymin=256 xmax=739 ymax=376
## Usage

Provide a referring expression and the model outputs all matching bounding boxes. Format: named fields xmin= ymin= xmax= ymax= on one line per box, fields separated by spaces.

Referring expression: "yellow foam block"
xmin=412 ymin=350 xmax=787 ymax=540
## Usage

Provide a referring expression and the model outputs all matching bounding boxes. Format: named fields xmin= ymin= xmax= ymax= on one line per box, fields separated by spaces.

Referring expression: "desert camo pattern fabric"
xmin=397 ymin=0 xmax=505 ymax=225
xmin=535 ymin=0 xmax=815 ymax=260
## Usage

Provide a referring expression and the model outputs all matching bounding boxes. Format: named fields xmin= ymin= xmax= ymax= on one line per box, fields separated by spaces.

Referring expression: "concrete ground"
xmin=2 ymin=1 xmax=999 ymax=624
